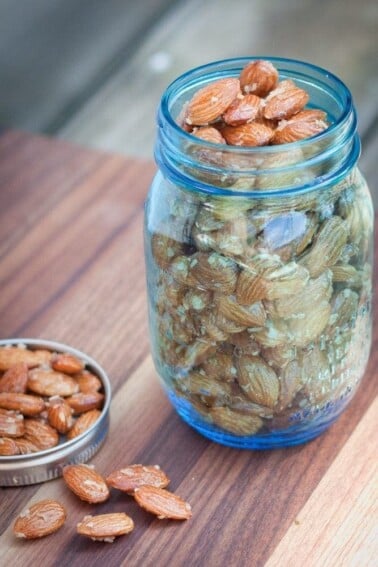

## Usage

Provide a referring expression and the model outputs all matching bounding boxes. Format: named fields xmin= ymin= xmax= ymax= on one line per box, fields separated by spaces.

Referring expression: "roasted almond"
xmin=272 ymin=109 xmax=328 ymax=144
xmin=28 ymin=368 xmax=80 ymax=397
xmin=192 ymin=126 xmax=226 ymax=144
xmin=0 ymin=392 xmax=45 ymax=416
xmin=13 ymin=499 xmax=66 ymax=539
xmin=186 ymin=77 xmax=241 ymax=125
xmin=264 ymin=80 xmax=309 ymax=120
xmin=0 ymin=408 xmax=24 ymax=438
xmin=14 ymin=438 xmax=40 ymax=454
xmin=66 ymin=392 xmax=104 ymax=414
xmin=223 ymin=94 xmax=262 ymax=126
xmin=24 ymin=418 xmax=59 ymax=450
xmin=133 ymin=486 xmax=192 ymax=520
xmin=236 ymin=355 xmax=280 ymax=408
xmin=0 ymin=347 xmax=52 ymax=371
xmin=240 ymin=60 xmax=279 ymax=97
xmin=74 ymin=370 xmax=102 ymax=393
xmin=221 ymin=122 xmax=274 ymax=146
xmin=51 ymin=353 xmax=84 ymax=375
xmin=63 ymin=464 xmax=109 ymax=503
xmin=0 ymin=436 xmax=20 ymax=455
xmin=0 ymin=363 xmax=28 ymax=393
xmin=77 ymin=513 xmax=134 ymax=542
xmin=47 ymin=397 xmax=73 ymax=434
xmin=106 ymin=464 xmax=170 ymax=493
xmin=210 ymin=406 xmax=263 ymax=435
xmin=66 ymin=409 xmax=101 ymax=440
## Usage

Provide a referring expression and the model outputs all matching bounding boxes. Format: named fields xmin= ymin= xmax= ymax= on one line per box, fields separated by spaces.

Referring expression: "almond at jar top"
xmin=144 ymin=57 xmax=373 ymax=450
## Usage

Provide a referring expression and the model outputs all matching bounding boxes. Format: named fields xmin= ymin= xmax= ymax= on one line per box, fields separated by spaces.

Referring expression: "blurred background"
xmin=0 ymin=0 xmax=377 ymax=198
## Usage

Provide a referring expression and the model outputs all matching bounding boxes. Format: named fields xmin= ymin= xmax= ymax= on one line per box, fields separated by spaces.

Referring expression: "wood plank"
xmin=59 ymin=0 xmax=378 ymax=157
xmin=0 ymin=131 xmax=377 ymax=566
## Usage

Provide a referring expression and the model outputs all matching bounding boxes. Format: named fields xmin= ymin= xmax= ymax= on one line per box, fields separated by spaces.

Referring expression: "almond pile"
xmin=13 ymin=462 xmax=192 ymax=542
xmin=179 ymin=59 xmax=328 ymax=146
xmin=0 ymin=344 xmax=104 ymax=456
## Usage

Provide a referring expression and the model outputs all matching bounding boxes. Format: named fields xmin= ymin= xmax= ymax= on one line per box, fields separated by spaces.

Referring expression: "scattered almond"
xmin=13 ymin=499 xmax=66 ymax=539
xmin=133 ymin=486 xmax=192 ymax=520
xmin=77 ymin=513 xmax=134 ymax=542
xmin=106 ymin=464 xmax=170 ymax=494
xmin=63 ymin=464 xmax=110 ymax=503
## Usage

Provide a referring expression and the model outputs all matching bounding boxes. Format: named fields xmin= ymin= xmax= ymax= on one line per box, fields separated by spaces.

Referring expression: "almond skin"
xmin=51 ymin=353 xmax=84 ymax=375
xmin=13 ymin=500 xmax=66 ymax=539
xmin=63 ymin=464 xmax=110 ymax=503
xmin=240 ymin=60 xmax=279 ymax=97
xmin=222 ymin=122 xmax=274 ymax=146
xmin=28 ymin=369 xmax=80 ymax=398
xmin=74 ymin=370 xmax=102 ymax=393
xmin=0 ymin=347 xmax=52 ymax=371
xmin=223 ymin=94 xmax=262 ymax=126
xmin=133 ymin=486 xmax=192 ymax=520
xmin=66 ymin=409 xmax=101 ymax=440
xmin=272 ymin=109 xmax=328 ymax=144
xmin=0 ymin=408 xmax=24 ymax=438
xmin=186 ymin=77 xmax=241 ymax=125
xmin=15 ymin=438 xmax=40 ymax=454
xmin=106 ymin=464 xmax=170 ymax=494
xmin=0 ymin=392 xmax=45 ymax=416
xmin=77 ymin=513 xmax=134 ymax=542
xmin=0 ymin=363 xmax=28 ymax=393
xmin=47 ymin=397 xmax=73 ymax=434
xmin=263 ymin=80 xmax=309 ymax=120
xmin=0 ymin=436 xmax=20 ymax=455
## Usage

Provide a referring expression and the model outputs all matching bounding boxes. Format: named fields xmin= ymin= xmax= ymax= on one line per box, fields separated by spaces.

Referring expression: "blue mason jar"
xmin=144 ymin=57 xmax=373 ymax=449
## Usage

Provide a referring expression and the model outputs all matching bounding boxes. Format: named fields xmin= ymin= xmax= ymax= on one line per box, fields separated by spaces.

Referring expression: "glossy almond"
xmin=24 ymin=418 xmax=59 ymax=450
xmin=192 ymin=126 xmax=226 ymax=144
xmin=186 ymin=77 xmax=240 ymax=125
xmin=0 ymin=347 xmax=52 ymax=371
xmin=0 ymin=408 xmax=24 ymax=437
xmin=240 ymin=60 xmax=279 ymax=97
xmin=66 ymin=392 xmax=104 ymax=414
xmin=0 ymin=436 xmax=20 ymax=455
xmin=51 ymin=353 xmax=84 ymax=375
xmin=106 ymin=464 xmax=170 ymax=493
xmin=63 ymin=464 xmax=109 ymax=503
xmin=75 ymin=370 xmax=103 ymax=393
xmin=223 ymin=94 xmax=261 ymax=126
xmin=133 ymin=486 xmax=192 ymax=520
xmin=222 ymin=122 xmax=274 ymax=146
xmin=77 ymin=513 xmax=134 ymax=542
xmin=66 ymin=409 xmax=101 ymax=440
xmin=272 ymin=109 xmax=328 ymax=144
xmin=264 ymin=80 xmax=309 ymax=120
xmin=13 ymin=499 xmax=66 ymax=539
xmin=0 ymin=392 xmax=45 ymax=416
xmin=0 ymin=363 xmax=28 ymax=393
xmin=28 ymin=368 xmax=80 ymax=397
xmin=15 ymin=438 xmax=40 ymax=454
xmin=47 ymin=397 xmax=73 ymax=434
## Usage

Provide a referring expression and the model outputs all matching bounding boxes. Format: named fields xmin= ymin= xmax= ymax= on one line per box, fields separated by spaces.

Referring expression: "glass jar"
xmin=144 ymin=57 xmax=373 ymax=449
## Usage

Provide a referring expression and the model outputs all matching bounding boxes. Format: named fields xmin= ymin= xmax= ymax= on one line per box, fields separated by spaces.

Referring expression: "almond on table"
xmin=133 ymin=486 xmax=192 ymax=520
xmin=77 ymin=513 xmax=134 ymax=542
xmin=106 ymin=464 xmax=170 ymax=493
xmin=13 ymin=500 xmax=66 ymax=539
xmin=62 ymin=464 xmax=110 ymax=503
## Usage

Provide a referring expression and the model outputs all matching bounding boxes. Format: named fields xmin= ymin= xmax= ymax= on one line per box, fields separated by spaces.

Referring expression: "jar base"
xmin=169 ymin=391 xmax=348 ymax=450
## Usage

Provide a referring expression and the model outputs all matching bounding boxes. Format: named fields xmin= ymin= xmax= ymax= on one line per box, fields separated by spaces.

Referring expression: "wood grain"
xmin=0 ymin=131 xmax=377 ymax=567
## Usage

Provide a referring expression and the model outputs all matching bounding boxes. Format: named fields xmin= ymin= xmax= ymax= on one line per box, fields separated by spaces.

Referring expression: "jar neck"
xmin=155 ymin=57 xmax=360 ymax=197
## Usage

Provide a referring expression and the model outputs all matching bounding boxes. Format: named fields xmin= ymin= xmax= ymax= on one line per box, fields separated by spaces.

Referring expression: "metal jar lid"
xmin=0 ymin=338 xmax=111 ymax=486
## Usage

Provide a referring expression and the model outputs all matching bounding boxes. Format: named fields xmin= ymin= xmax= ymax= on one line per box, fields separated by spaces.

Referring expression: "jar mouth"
xmin=157 ymin=57 xmax=358 ymax=196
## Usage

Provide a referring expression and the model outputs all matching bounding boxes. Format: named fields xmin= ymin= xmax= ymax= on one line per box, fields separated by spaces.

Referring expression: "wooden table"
xmin=0 ymin=130 xmax=377 ymax=567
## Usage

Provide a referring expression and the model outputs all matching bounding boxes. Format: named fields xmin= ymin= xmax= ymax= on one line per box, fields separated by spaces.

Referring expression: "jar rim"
xmin=160 ymin=56 xmax=353 ymax=153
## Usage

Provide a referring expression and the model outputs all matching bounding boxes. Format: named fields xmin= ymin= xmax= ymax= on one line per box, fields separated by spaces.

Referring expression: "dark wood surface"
xmin=0 ymin=131 xmax=377 ymax=567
